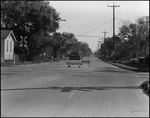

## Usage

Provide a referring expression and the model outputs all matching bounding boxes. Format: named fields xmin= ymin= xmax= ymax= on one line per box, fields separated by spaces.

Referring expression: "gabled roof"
xmin=1 ymin=30 xmax=12 ymax=39
xmin=1 ymin=30 xmax=17 ymax=41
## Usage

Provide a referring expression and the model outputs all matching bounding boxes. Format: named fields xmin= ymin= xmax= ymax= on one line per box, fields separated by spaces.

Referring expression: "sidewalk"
xmin=1 ymin=61 xmax=42 ymax=67
xmin=1 ymin=61 xmax=63 ymax=67
xmin=106 ymin=61 xmax=149 ymax=72
xmin=106 ymin=60 xmax=149 ymax=97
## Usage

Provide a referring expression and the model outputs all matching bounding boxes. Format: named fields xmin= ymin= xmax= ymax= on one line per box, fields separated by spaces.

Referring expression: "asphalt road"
xmin=1 ymin=57 xmax=149 ymax=117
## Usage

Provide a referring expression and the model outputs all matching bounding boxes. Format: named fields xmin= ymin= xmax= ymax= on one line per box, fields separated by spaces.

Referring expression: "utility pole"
xmin=97 ymin=40 xmax=100 ymax=51
xmin=102 ymin=29 xmax=108 ymax=61
xmin=97 ymin=38 xmax=103 ymax=50
xmin=99 ymin=38 xmax=103 ymax=46
xmin=98 ymin=38 xmax=103 ymax=58
xmin=108 ymin=2 xmax=120 ymax=62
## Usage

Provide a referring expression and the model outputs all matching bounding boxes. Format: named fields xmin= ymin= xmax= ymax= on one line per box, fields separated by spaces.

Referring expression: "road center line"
xmin=67 ymin=89 xmax=78 ymax=99
xmin=67 ymin=79 xmax=87 ymax=99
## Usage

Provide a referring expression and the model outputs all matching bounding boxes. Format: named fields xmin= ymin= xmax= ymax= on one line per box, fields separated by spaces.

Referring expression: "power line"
xmin=105 ymin=1 xmax=112 ymax=36
xmin=108 ymin=23 xmax=113 ymax=37
xmin=102 ymin=29 xmax=108 ymax=60
xmin=102 ymin=30 xmax=108 ymax=39
xmin=75 ymin=35 xmax=103 ymax=38
xmin=97 ymin=38 xmax=103 ymax=50
xmin=116 ymin=1 xmax=126 ymax=17
xmin=103 ymin=1 xmax=109 ymax=24
xmin=60 ymin=21 xmax=110 ymax=28
xmin=80 ymin=19 xmax=113 ymax=35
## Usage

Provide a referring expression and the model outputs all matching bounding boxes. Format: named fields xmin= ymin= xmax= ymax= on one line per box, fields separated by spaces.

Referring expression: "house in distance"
xmin=1 ymin=30 xmax=16 ymax=62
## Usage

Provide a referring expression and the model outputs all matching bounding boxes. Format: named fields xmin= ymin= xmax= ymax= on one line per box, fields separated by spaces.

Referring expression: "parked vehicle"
xmin=69 ymin=51 xmax=81 ymax=60
xmin=140 ymin=80 xmax=149 ymax=95
xmin=138 ymin=56 xmax=149 ymax=64
xmin=130 ymin=58 xmax=139 ymax=63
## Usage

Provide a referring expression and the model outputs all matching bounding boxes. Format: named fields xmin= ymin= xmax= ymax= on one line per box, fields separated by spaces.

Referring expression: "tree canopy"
xmin=96 ymin=16 xmax=149 ymax=60
xmin=1 ymin=1 xmax=61 ymax=38
xmin=1 ymin=1 xmax=93 ymax=61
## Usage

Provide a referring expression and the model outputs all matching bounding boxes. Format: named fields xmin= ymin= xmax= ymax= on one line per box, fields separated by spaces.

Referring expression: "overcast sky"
xmin=49 ymin=1 xmax=149 ymax=52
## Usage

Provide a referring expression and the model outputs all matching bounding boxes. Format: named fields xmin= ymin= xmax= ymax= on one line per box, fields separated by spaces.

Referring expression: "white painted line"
xmin=136 ymin=75 xmax=149 ymax=79
xmin=67 ymin=90 xmax=78 ymax=99
xmin=138 ymin=76 xmax=149 ymax=78
xmin=136 ymin=75 xmax=140 ymax=79
xmin=67 ymin=78 xmax=87 ymax=99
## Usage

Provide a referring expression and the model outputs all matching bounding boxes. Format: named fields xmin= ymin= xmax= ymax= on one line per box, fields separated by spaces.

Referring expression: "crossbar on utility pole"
xmin=108 ymin=2 xmax=120 ymax=62
xmin=102 ymin=29 xmax=108 ymax=61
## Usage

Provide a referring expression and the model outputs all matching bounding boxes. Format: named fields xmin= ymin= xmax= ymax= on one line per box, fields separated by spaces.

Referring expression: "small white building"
xmin=1 ymin=30 xmax=16 ymax=62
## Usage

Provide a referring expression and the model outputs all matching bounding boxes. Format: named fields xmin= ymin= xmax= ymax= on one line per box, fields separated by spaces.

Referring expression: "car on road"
xmin=69 ymin=51 xmax=81 ymax=60
xmin=130 ymin=58 xmax=139 ymax=63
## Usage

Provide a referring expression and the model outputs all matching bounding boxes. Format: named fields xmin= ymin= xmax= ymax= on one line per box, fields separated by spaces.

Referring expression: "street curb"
xmin=1 ymin=63 xmax=40 ymax=67
xmin=107 ymin=61 xmax=149 ymax=96
xmin=15 ymin=62 xmax=51 ymax=67
xmin=1 ymin=62 xmax=62 ymax=67
xmin=108 ymin=62 xmax=138 ymax=71
xmin=104 ymin=61 xmax=149 ymax=72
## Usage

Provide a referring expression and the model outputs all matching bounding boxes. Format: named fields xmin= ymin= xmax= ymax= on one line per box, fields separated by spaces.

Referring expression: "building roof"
xmin=1 ymin=30 xmax=12 ymax=39
xmin=1 ymin=30 xmax=17 ymax=41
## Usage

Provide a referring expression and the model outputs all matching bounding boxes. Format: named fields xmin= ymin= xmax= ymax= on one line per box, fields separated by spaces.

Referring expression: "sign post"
xmin=13 ymin=53 xmax=15 ymax=65
xmin=20 ymin=36 xmax=27 ymax=63
xmin=88 ymin=59 xmax=90 ymax=68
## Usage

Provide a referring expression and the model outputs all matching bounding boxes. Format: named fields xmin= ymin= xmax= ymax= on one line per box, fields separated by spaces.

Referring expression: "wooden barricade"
xmin=82 ymin=59 xmax=90 ymax=68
